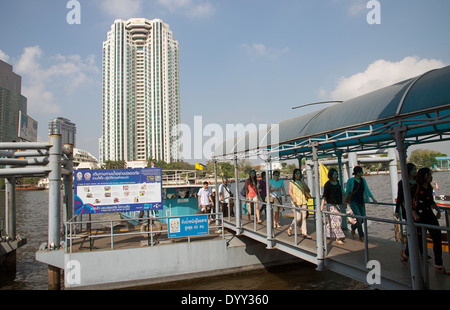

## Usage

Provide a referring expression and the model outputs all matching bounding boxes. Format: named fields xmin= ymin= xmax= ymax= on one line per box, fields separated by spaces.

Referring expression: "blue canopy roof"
xmin=213 ymin=65 xmax=450 ymax=160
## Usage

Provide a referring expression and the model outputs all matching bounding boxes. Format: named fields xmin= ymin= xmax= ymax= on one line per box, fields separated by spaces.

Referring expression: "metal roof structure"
xmin=213 ymin=65 xmax=450 ymax=161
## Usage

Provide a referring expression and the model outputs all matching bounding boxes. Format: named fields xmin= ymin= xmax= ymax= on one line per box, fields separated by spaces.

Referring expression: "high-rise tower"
xmin=0 ymin=60 xmax=29 ymax=142
xmin=100 ymin=18 xmax=180 ymax=164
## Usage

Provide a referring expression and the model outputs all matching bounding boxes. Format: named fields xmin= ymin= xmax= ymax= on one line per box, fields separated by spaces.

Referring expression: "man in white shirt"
xmin=219 ymin=178 xmax=234 ymax=217
xmin=198 ymin=181 xmax=213 ymax=213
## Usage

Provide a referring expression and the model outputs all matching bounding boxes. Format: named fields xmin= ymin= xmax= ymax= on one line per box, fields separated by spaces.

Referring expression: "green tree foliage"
xmin=409 ymin=149 xmax=447 ymax=168
xmin=146 ymin=157 xmax=195 ymax=170
xmin=101 ymin=160 xmax=127 ymax=169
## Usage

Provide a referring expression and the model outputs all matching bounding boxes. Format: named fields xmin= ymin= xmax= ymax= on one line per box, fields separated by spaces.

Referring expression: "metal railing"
xmin=223 ymin=195 xmax=450 ymax=289
xmin=64 ymin=213 xmax=225 ymax=253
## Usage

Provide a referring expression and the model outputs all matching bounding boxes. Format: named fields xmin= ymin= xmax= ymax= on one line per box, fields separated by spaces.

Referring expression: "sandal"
xmin=435 ymin=265 xmax=450 ymax=275
xmin=287 ymin=227 xmax=293 ymax=236
xmin=400 ymin=250 xmax=408 ymax=265
xmin=303 ymin=234 xmax=312 ymax=239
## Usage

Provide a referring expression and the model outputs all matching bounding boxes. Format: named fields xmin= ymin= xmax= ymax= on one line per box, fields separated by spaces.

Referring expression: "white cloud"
xmin=157 ymin=0 xmax=216 ymax=18
xmin=241 ymin=43 xmax=289 ymax=61
xmin=331 ymin=0 xmax=366 ymax=16
xmin=324 ymin=56 xmax=447 ymax=101
xmin=13 ymin=46 xmax=99 ymax=115
xmin=347 ymin=0 xmax=367 ymax=16
xmin=0 ymin=50 xmax=10 ymax=63
xmin=99 ymin=0 xmax=143 ymax=19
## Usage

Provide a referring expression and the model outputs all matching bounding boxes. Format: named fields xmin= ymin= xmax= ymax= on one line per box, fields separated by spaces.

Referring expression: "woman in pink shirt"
xmin=245 ymin=170 xmax=262 ymax=223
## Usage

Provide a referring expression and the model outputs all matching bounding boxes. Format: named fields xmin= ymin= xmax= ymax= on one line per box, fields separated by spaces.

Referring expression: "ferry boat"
xmin=120 ymin=184 xmax=204 ymax=224
xmin=120 ymin=170 xmax=210 ymax=227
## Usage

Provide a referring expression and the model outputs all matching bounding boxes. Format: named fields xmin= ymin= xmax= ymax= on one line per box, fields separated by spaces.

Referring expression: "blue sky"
xmin=1 ymin=0 xmax=449 ymax=162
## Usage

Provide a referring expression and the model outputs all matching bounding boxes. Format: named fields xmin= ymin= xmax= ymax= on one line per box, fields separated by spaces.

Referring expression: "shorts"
xmin=199 ymin=204 xmax=212 ymax=213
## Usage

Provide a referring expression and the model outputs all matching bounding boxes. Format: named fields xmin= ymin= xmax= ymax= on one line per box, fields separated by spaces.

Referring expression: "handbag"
xmin=242 ymin=202 xmax=248 ymax=214
xmin=240 ymin=186 xmax=246 ymax=197
xmin=223 ymin=185 xmax=234 ymax=207
xmin=291 ymin=180 xmax=311 ymax=200
xmin=346 ymin=206 xmax=357 ymax=225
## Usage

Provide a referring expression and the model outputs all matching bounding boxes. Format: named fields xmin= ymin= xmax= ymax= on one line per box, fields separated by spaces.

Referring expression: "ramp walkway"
xmin=222 ymin=205 xmax=450 ymax=290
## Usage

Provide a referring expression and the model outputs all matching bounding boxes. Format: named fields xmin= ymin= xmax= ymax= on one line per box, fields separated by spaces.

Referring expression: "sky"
xmin=1 ymin=0 xmax=449 ymax=163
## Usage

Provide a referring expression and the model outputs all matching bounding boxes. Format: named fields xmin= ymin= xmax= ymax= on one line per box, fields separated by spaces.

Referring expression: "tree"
xmin=409 ymin=149 xmax=447 ymax=168
xmin=101 ymin=160 xmax=126 ymax=169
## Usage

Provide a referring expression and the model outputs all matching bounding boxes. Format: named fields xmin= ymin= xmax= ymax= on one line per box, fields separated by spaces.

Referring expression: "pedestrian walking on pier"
xmin=345 ymin=166 xmax=377 ymax=241
xmin=321 ymin=168 xmax=345 ymax=245
xmin=407 ymin=168 xmax=450 ymax=275
xmin=288 ymin=169 xmax=311 ymax=239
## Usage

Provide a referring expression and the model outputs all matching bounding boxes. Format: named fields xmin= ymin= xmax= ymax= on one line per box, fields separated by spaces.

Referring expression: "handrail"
xmin=228 ymin=195 xmax=449 ymax=289
xmin=65 ymin=213 xmax=225 ymax=253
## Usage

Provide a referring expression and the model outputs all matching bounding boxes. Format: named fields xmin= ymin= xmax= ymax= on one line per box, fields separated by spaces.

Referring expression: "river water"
xmin=1 ymin=171 xmax=449 ymax=290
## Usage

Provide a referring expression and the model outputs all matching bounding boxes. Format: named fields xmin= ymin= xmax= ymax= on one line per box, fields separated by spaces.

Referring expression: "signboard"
xmin=74 ymin=168 xmax=163 ymax=214
xmin=18 ymin=111 xmax=38 ymax=142
xmin=168 ymin=214 xmax=209 ymax=238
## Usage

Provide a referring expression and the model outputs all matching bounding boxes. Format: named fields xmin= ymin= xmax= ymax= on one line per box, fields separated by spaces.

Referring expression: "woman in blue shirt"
xmin=345 ymin=166 xmax=377 ymax=241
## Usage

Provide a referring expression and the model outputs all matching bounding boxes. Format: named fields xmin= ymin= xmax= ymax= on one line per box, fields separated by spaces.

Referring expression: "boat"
xmin=16 ymin=186 xmax=46 ymax=191
xmin=120 ymin=170 xmax=209 ymax=230
xmin=120 ymin=184 xmax=204 ymax=223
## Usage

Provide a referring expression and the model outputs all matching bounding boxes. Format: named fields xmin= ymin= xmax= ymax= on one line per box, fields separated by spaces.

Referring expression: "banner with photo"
xmin=74 ymin=168 xmax=163 ymax=214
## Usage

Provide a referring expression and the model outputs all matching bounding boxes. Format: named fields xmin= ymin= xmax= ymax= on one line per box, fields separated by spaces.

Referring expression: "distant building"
xmin=434 ymin=156 xmax=450 ymax=170
xmin=100 ymin=18 xmax=181 ymax=165
xmin=0 ymin=59 xmax=32 ymax=142
xmin=73 ymin=148 xmax=100 ymax=169
xmin=48 ymin=117 xmax=76 ymax=146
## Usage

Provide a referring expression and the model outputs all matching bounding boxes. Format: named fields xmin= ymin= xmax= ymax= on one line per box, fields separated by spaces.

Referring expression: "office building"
xmin=49 ymin=117 xmax=76 ymax=146
xmin=100 ymin=18 xmax=181 ymax=164
xmin=0 ymin=60 xmax=29 ymax=142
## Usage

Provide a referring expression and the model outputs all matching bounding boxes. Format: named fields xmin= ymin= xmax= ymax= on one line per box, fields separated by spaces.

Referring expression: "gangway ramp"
xmin=223 ymin=216 xmax=450 ymax=290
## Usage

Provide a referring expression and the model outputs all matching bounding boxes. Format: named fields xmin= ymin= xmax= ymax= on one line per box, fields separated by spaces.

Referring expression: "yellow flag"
xmin=195 ymin=162 xmax=205 ymax=170
xmin=320 ymin=163 xmax=329 ymax=187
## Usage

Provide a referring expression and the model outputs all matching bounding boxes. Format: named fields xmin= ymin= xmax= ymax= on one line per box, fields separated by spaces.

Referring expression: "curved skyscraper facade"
xmin=100 ymin=18 xmax=180 ymax=164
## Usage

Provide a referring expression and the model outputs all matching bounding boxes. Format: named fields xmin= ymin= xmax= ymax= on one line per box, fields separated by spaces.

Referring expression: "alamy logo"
xmin=366 ymin=260 xmax=381 ymax=285
xmin=366 ymin=0 xmax=381 ymax=25
xmin=172 ymin=116 xmax=279 ymax=161
xmin=66 ymin=0 xmax=81 ymax=25
xmin=66 ymin=260 xmax=81 ymax=285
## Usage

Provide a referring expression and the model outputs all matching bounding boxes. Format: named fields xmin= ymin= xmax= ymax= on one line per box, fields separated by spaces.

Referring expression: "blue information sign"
xmin=168 ymin=214 xmax=209 ymax=238
xmin=73 ymin=168 xmax=163 ymax=214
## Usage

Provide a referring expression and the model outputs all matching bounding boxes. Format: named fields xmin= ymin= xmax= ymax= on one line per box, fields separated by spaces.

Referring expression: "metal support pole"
xmin=63 ymin=144 xmax=74 ymax=225
xmin=336 ymin=151 xmax=347 ymax=230
xmin=348 ymin=152 xmax=358 ymax=175
xmin=48 ymin=135 xmax=62 ymax=292
xmin=311 ymin=142 xmax=324 ymax=271
xmin=5 ymin=174 xmax=16 ymax=239
xmin=265 ymin=157 xmax=274 ymax=248
xmin=48 ymin=134 xmax=62 ymax=249
xmin=393 ymin=127 xmax=423 ymax=290
xmin=233 ymin=157 xmax=242 ymax=234
xmin=388 ymin=148 xmax=399 ymax=205
xmin=305 ymin=161 xmax=314 ymax=196
xmin=213 ymin=160 xmax=220 ymax=226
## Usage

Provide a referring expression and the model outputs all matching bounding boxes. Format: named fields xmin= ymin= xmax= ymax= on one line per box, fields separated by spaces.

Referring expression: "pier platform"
xmin=36 ymin=216 xmax=299 ymax=289
xmin=223 ymin=213 xmax=450 ymax=290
